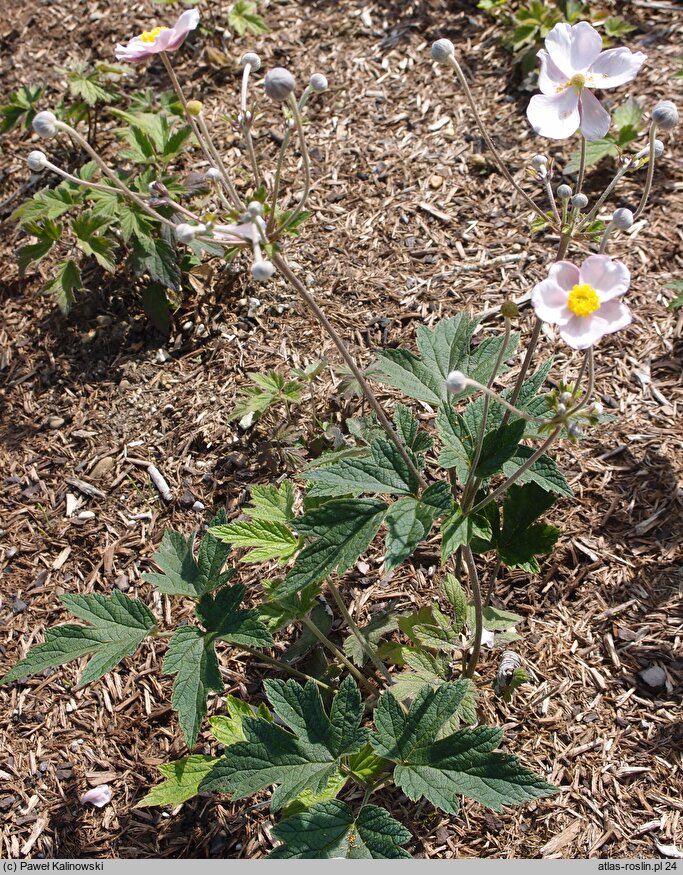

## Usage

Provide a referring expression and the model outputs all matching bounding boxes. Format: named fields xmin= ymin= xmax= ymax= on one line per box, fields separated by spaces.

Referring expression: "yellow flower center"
xmin=139 ymin=26 xmax=168 ymax=43
xmin=567 ymin=284 xmax=600 ymax=318
xmin=569 ymin=73 xmax=586 ymax=93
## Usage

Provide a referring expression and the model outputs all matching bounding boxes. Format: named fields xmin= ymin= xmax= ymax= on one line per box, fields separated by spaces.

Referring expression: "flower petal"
xmin=537 ymin=49 xmax=568 ymax=95
xmin=527 ymin=89 xmax=580 ymax=140
xmin=559 ymin=314 xmax=605 ymax=349
xmin=543 ymin=22 xmax=575 ymax=76
xmin=588 ymin=47 xmax=647 ymax=89
xmin=166 ymin=8 xmax=200 ymax=51
xmin=592 ymin=300 xmax=633 ymax=335
xmin=548 ymin=260 xmax=581 ymax=292
xmin=531 ymin=279 xmax=572 ymax=326
xmin=578 ymin=89 xmax=611 ymax=141
xmin=579 ymin=255 xmax=630 ymax=300
xmin=80 ymin=785 xmax=113 ymax=808
xmin=567 ymin=21 xmax=603 ymax=72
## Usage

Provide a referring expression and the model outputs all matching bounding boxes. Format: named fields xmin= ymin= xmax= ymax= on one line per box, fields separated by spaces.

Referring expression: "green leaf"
xmin=613 ymin=97 xmax=643 ymax=131
xmin=412 ymin=604 xmax=460 ymax=652
xmin=200 ymin=677 xmax=367 ymax=811
xmin=564 ymin=137 xmax=618 ymax=174
xmin=0 ymin=590 xmax=156 ymax=686
xmin=384 ymin=496 xmax=439 ymax=572
xmin=196 ymin=584 xmax=273 ymax=648
xmin=390 ymin=650 xmax=450 ymax=702
xmin=131 ymin=236 xmax=180 ymax=290
xmin=281 ymin=603 xmax=332 ymax=665
xmin=371 ymin=348 xmax=444 ymax=405
xmin=442 ymin=573 xmax=467 ymax=633
xmin=498 ymin=483 xmax=560 ymax=573
xmin=502 ymin=449 xmax=572 ymax=497
xmin=244 ymin=481 xmax=295 ymax=523
xmin=209 ymin=695 xmax=272 ymax=747
xmin=475 ymin=420 xmax=526 ymax=478
xmin=136 ymin=755 xmax=219 ymax=807
xmin=164 ymin=625 xmax=223 ymax=748
xmin=282 ymin=499 xmax=388 ymax=597
xmin=441 ymin=508 xmax=493 ymax=562
xmin=270 ymin=801 xmax=411 ymax=859
xmin=258 ymin=579 xmax=323 ymax=632
xmin=436 ymin=405 xmax=474 ymax=483
xmin=142 ymin=283 xmax=171 ymax=333
xmin=44 ymin=259 xmax=82 ymax=314
xmin=343 ymin=610 xmax=400 ymax=667
xmin=282 ymin=770 xmax=348 ymax=818
xmin=371 ymin=684 xmax=558 ymax=814
xmin=145 ymin=525 xmax=236 ymax=598
xmin=209 ymin=519 xmax=300 ymax=564
xmin=18 ymin=237 xmax=56 ymax=276
xmin=302 ymin=438 xmax=419 ymax=498
xmin=347 ymin=744 xmax=391 ymax=784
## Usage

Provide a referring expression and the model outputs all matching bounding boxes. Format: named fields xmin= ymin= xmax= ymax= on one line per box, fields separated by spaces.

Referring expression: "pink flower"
xmin=531 ymin=255 xmax=632 ymax=349
xmin=80 ymin=784 xmax=113 ymax=808
xmin=115 ymin=9 xmax=200 ymax=63
xmin=526 ymin=21 xmax=646 ymax=141
xmin=212 ymin=221 xmax=256 ymax=245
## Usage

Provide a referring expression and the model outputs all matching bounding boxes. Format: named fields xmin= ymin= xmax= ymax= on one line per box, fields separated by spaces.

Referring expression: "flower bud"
xmin=148 ymin=180 xmax=169 ymax=198
xmin=205 ymin=168 xmax=221 ymax=180
xmin=571 ymin=193 xmax=588 ymax=210
xmin=446 ymin=370 xmax=467 ymax=394
xmin=264 ymin=67 xmax=296 ymax=102
xmin=27 ymin=150 xmax=48 ymax=172
xmin=557 ymin=184 xmax=572 ymax=200
xmin=654 ymin=139 xmax=665 ymax=158
xmin=652 ymin=100 xmax=678 ymax=131
xmin=240 ymin=52 xmax=261 ymax=72
xmin=247 ymin=201 xmax=263 ymax=217
xmin=251 ymin=260 xmax=275 ymax=282
xmin=559 ymin=391 xmax=572 ymax=404
xmin=568 ymin=422 xmax=583 ymax=439
xmin=186 ymin=100 xmax=203 ymax=117
xmin=32 ymin=111 xmax=58 ymax=139
xmin=431 ymin=39 xmax=454 ymax=63
xmin=590 ymin=402 xmax=604 ymax=417
xmin=557 ymin=403 xmax=567 ymax=415
xmin=175 ymin=223 xmax=197 ymax=244
xmin=531 ymin=154 xmax=548 ymax=170
xmin=611 ymin=208 xmax=633 ymax=231
xmin=309 ymin=73 xmax=328 ymax=93
xmin=500 ymin=299 xmax=519 ymax=319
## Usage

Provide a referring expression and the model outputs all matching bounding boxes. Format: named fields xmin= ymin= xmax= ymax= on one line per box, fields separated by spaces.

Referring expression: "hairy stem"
xmin=326 ymin=578 xmax=394 ymax=685
xmin=483 ymin=556 xmax=502 ymax=608
xmin=267 ymin=121 xmax=293 ymax=235
xmin=273 ymin=253 xmax=426 ymax=489
xmin=444 ymin=55 xmax=551 ymax=225
xmin=463 ymin=546 xmax=483 ymax=678
xmin=275 ymin=95 xmax=312 ymax=237
xmin=577 ymin=134 xmax=587 ymax=195
xmin=301 ymin=616 xmax=379 ymax=696
xmin=633 ymin=123 xmax=658 ymax=220
xmin=543 ymin=176 xmax=561 ymax=225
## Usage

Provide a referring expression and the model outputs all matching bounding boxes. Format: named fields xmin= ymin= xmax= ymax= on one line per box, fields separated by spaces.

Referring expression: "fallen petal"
xmin=80 ymin=785 xmax=113 ymax=808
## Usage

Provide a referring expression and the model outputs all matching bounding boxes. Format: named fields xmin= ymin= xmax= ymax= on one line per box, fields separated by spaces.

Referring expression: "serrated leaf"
xmin=347 ymin=744 xmax=391 ymax=784
xmin=441 ymin=508 xmax=493 ymax=562
xmin=412 ymin=604 xmax=460 ymax=652
xmin=390 ymin=649 xmax=451 ymax=702
xmin=196 ymin=584 xmax=273 ymax=648
xmin=244 ymin=481 xmax=295 ymax=523
xmin=371 ymin=684 xmax=558 ymax=814
xmin=282 ymin=770 xmax=348 ymax=818
xmin=564 ymin=137 xmax=618 ymax=174
xmin=436 ymin=405 xmax=474 ymax=483
xmin=145 ymin=526 xmax=236 ymax=598
xmin=384 ymin=498 xmax=436 ymax=572
xmin=44 ymin=259 xmax=82 ymax=314
xmin=209 ymin=696 xmax=272 ymax=747
xmin=498 ymin=483 xmax=560 ymax=573
xmin=136 ymin=755 xmax=219 ymax=807
xmin=302 ymin=438 xmax=419 ymax=498
xmin=200 ymin=677 xmax=367 ymax=811
xmin=270 ymin=801 xmax=411 ymax=859
xmin=442 ymin=573 xmax=467 ymax=633
xmin=281 ymin=499 xmax=388 ymax=597
xmin=18 ymin=237 xmax=55 ymax=275
xmin=343 ymin=610 xmax=400 ymax=667
xmin=281 ymin=602 xmax=332 ymax=665
xmin=258 ymin=579 xmax=323 ymax=632
xmin=0 ymin=590 xmax=155 ymax=686
xmin=164 ymin=625 xmax=223 ymax=748
xmin=131 ymin=236 xmax=180 ymax=290
xmin=475 ymin=420 xmax=526 ymax=478
xmin=502 ymin=450 xmax=572 ymax=497
xmin=209 ymin=519 xmax=300 ymax=564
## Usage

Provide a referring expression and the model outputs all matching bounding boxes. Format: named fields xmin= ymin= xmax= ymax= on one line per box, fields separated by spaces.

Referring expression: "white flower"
xmin=526 ymin=21 xmax=646 ymax=141
xmin=446 ymin=370 xmax=468 ymax=394
xmin=531 ymin=255 xmax=632 ymax=350
xmin=80 ymin=785 xmax=112 ymax=808
xmin=27 ymin=150 xmax=48 ymax=171
xmin=251 ymin=260 xmax=275 ymax=282
xmin=264 ymin=67 xmax=296 ymax=102
xmin=32 ymin=111 xmax=58 ymax=138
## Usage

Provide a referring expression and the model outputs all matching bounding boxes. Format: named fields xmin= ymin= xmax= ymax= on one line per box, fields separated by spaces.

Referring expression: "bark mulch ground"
xmin=1 ymin=0 xmax=681 ymax=860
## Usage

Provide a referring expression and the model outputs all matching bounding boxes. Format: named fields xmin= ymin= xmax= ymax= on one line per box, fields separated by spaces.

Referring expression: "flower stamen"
xmin=569 ymin=73 xmax=586 ymax=93
xmin=567 ymin=284 xmax=600 ymax=317
xmin=139 ymin=26 xmax=168 ymax=43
